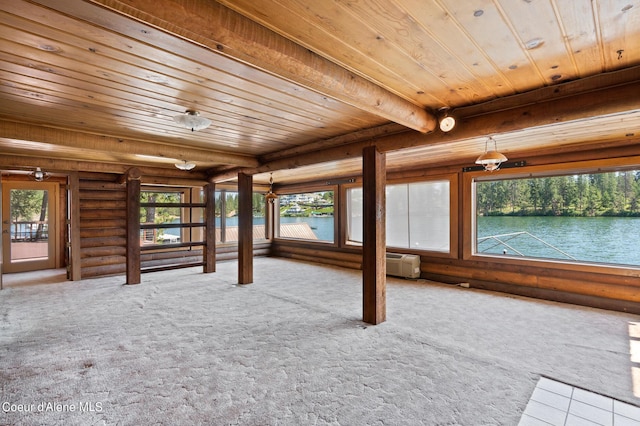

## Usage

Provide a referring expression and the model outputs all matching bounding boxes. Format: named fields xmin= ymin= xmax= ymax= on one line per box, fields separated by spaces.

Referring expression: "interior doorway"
xmin=2 ymin=181 xmax=58 ymax=273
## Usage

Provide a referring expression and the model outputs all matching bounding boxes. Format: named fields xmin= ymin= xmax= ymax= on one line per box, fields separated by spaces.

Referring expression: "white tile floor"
xmin=519 ymin=377 xmax=640 ymax=426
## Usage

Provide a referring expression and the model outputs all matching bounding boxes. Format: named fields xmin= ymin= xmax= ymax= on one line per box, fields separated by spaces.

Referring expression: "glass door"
xmin=1 ymin=181 xmax=57 ymax=273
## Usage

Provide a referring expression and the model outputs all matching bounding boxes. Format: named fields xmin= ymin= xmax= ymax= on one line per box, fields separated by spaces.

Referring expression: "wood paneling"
xmin=79 ymin=174 xmax=128 ymax=278
xmin=0 ymin=0 xmax=392 ymax=166
xmin=421 ymin=257 xmax=640 ymax=306
xmin=141 ymin=249 xmax=203 ymax=272
xmin=2 ymin=0 xmax=639 ymax=181
xmin=249 ymin=74 xmax=640 ymax=185
xmin=271 ymin=242 xmax=362 ymax=270
xmin=222 ymin=0 xmax=640 ymax=107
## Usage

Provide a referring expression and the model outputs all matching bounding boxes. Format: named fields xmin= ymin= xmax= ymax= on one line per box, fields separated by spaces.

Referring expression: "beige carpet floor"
xmin=0 ymin=257 xmax=638 ymax=425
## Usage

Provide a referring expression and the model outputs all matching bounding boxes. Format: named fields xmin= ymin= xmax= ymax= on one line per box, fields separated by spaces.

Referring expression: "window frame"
xmin=464 ymin=157 xmax=640 ymax=274
xmin=214 ymin=188 xmax=269 ymax=245
xmin=344 ymin=174 xmax=458 ymax=258
xmin=139 ymin=186 xmax=204 ymax=252
xmin=273 ymin=184 xmax=338 ymax=245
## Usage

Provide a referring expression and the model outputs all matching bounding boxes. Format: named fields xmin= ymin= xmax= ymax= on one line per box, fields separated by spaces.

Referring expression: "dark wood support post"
xmin=219 ymin=192 xmax=227 ymax=243
xmin=238 ymin=172 xmax=253 ymax=284
xmin=0 ymin=181 xmax=3 ymax=290
xmin=126 ymin=168 xmax=141 ymax=284
xmin=68 ymin=172 xmax=82 ymax=281
xmin=362 ymin=146 xmax=386 ymax=324
xmin=204 ymin=181 xmax=216 ymax=273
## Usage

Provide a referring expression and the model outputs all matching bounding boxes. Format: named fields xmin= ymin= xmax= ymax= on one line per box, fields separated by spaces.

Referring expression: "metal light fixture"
xmin=30 ymin=167 xmax=50 ymax=182
xmin=175 ymin=160 xmax=196 ymax=171
xmin=173 ymin=109 xmax=211 ymax=132
xmin=475 ymin=137 xmax=508 ymax=171
xmin=264 ymin=173 xmax=278 ymax=204
xmin=438 ymin=108 xmax=456 ymax=132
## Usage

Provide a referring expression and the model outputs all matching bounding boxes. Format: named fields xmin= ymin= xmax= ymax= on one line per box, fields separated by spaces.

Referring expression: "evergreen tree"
xmin=475 ymin=170 xmax=640 ymax=217
xmin=528 ymin=179 xmax=542 ymax=214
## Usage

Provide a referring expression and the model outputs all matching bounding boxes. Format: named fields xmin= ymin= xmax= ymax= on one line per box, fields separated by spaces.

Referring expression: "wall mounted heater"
xmin=385 ymin=253 xmax=421 ymax=279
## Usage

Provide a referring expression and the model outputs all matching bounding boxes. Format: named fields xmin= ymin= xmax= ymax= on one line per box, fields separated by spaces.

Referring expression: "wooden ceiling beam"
xmin=0 ymin=121 xmax=259 ymax=168
xmin=76 ymin=0 xmax=436 ymax=133
xmin=259 ymin=123 xmax=408 ymax=163
xmin=0 ymin=154 xmax=210 ymax=185
xmin=209 ymin=77 xmax=640 ymax=181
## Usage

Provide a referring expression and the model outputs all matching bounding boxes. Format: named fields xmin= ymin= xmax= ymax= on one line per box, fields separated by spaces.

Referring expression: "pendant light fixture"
xmin=475 ymin=137 xmax=508 ymax=171
xmin=173 ymin=109 xmax=211 ymax=132
xmin=264 ymin=173 xmax=278 ymax=204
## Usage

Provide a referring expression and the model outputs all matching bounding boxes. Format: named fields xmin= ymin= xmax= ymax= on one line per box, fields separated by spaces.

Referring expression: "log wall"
xmin=420 ymin=257 xmax=640 ymax=314
xmin=271 ymin=240 xmax=362 ymax=270
xmin=77 ymin=173 xmax=270 ymax=278
xmin=139 ymin=242 xmax=270 ymax=272
xmin=79 ymin=174 xmax=127 ymax=278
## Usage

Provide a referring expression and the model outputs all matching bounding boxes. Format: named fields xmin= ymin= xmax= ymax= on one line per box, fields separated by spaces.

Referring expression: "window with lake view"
xmin=215 ymin=190 xmax=267 ymax=242
xmin=277 ymin=191 xmax=334 ymax=242
xmin=475 ymin=170 xmax=640 ymax=267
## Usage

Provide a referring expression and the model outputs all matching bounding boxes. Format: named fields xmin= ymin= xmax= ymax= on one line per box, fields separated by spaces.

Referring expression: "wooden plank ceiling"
xmin=0 ymin=0 xmax=639 ymax=185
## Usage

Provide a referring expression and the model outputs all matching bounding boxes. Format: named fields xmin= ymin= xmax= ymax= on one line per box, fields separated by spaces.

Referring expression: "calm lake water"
xmin=478 ymin=216 xmax=640 ymax=266
xmin=220 ymin=215 xmax=639 ymax=267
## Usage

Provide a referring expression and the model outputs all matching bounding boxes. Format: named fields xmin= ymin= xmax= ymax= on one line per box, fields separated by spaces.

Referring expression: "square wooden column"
xmin=204 ymin=181 xmax=216 ymax=273
xmin=238 ymin=172 xmax=253 ymax=284
xmin=362 ymin=146 xmax=386 ymax=324
xmin=0 ymin=181 xmax=3 ymax=290
xmin=68 ymin=172 xmax=82 ymax=281
xmin=126 ymin=168 xmax=141 ymax=285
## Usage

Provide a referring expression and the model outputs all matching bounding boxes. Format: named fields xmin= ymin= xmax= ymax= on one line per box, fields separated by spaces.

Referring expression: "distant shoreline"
xmin=479 ymin=212 xmax=640 ymax=218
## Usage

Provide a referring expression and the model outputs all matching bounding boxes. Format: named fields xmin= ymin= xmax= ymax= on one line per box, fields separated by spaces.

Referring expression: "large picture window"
xmin=474 ymin=170 xmax=640 ymax=266
xmin=278 ymin=191 xmax=334 ymax=242
xmin=347 ymin=180 xmax=450 ymax=252
xmin=215 ymin=190 xmax=267 ymax=243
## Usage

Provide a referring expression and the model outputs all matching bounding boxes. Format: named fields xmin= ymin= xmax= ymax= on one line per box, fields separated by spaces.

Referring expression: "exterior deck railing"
xmin=10 ymin=221 xmax=49 ymax=242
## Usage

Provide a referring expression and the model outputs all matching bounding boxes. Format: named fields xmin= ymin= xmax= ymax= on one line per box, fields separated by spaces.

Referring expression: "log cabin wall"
xmin=77 ymin=172 xmax=271 ymax=279
xmin=271 ymin=241 xmax=362 ymax=270
xmin=79 ymin=173 xmax=128 ymax=278
xmin=269 ymin=144 xmax=640 ymax=315
xmin=139 ymin=242 xmax=271 ymax=272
